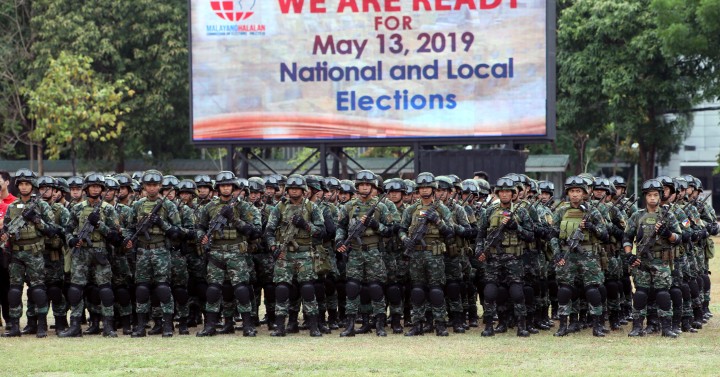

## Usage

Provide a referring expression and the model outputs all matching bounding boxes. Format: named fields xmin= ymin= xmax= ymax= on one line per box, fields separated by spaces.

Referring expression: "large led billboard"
xmin=190 ymin=0 xmax=555 ymax=145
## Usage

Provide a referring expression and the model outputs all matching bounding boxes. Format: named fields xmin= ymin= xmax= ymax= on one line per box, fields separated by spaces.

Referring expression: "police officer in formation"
xmin=0 ymin=167 xmax=716 ymax=339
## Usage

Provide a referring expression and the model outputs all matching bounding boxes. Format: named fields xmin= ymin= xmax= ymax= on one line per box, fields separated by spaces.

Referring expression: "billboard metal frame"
xmin=188 ymin=1 xmax=557 ymax=148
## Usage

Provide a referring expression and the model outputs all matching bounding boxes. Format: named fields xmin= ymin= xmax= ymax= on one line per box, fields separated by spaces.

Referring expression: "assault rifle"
xmin=1 ymin=188 xmax=51 ymax=240
xmin=554 ymin=193 xmax=607 ymax=264
xmin=473 ymin=200 xmax=530 ymax=260
xmin=204 ymin=194 xmax=240 ymax=253
xmin=273 ymin=198 xmax=307 ymax=260
xmin=124 ymin=196 xmax=166 ymax=248
xmin=693 ymin=194 xmax=712 ymax=216
xmin=402 ymin=199 xmax=441 ymax=259
xmin=72 ymin=191 xmax=111 ymax=251
xmin=338 ymin=194 xmax=387 ymax=260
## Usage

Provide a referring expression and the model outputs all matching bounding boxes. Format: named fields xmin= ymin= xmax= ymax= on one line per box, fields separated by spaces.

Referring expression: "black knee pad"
xmin=605 ymin=280 xmax=619 ymax=298
xmin=300 ymin=283 xmax=315 ymax=302
xmin=8 ymin=285 xmax=23 ymax=308
xmin=386 ymin=284 xmax=402 ymax=304
xmin=446 ymin=280 xmax=461 ymax=299
xmin=28 ymin=285 xmax=48 ymax=307
xmin=368 ymin=283 xmax=384 ymax=302
xmin=509 ymin=283 xmax=525 ymax=304
xmin=98 ymin=285 xmax=114 ymax=307
xmin=154 ymin=283 xmax=172 ymax=304
xmin=47 ymin=285 xmax=63 ymax=304
xmin=194 ymin=282 xmax=208 ymax=301
xmin=222 ymin=282 xmax=234 ymax=302
xmin=655 ymin=290 xmax=671 ymax=311
xmin=669 ymin=287 xmax=682 ymax=306
xmin=115 ymin=286 xmax=131 ymax=306
xmin=136 ymin=283 xmax=151 ymax=304
xmin=633 ymin=288 xmax=648 ymax=310
xmin=483 ymin=283 xmax=498 ymax=302
xmin=497 ymin=285 xmax=509 ymax=302
xmin=428 ymin=286 xmax=444 ymax=307
xmin=702 ymin=274 xmax=711 ymax=290
xmin=264 ymin=283 xmax=276 ymax=301
xmin=680 ymin=283 xmax=691 ymax=300
xmin=584 ymin=285 xmax=601 ymax=307
xmin=410 ymin=286 xmax=426 ymax=306
xmin=275 ymin=283 xmax=290 ymax=302
xmin=234 ymin=284 xmax=250 ymax=305
xmin=173 ymin=286 xmax=189 ymax=305
xmin=206 ymin=283 xmax=223 ymax=304
xmin=557 ymin=284 xmax=573 ymax=305
xmin=688 ymin=279 xmax=700 ymax=297
xmin=346 ymin=280 xmax=362 ymax=300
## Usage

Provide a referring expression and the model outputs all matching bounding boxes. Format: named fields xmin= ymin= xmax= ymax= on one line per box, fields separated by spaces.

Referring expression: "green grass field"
xmin=1 ymin=250 xmax=718 ymax=376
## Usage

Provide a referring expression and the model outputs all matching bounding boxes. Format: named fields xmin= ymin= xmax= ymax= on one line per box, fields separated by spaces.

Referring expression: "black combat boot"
xmin=196 ymin=312 xmax=218 ymax=337
xmin=240 ymin=312 xmax=257 ymax=337
xmin=567 ymin=313 xmax=580 ymax=333
xmin=22 ymin=315 xmax=37 ymax=335
xmin=2 ymin=318 xmax=21 ymax=337
xmin=270 ymin=315 xmax=286 ymax=337
xmin=627 ymin=316 xmax=645 ymax=337
xmin=423 ymin=311 xmax=434 ymax=333
xmin=131 ymin=313 xmax=148 ymax=338
xmin=375 ymin=313 xmax=387 ymax=337
xmin=318 ymin=312 xmax=331 ymax=334
xmin=404 ymin=321 xmax=424 ymax=336
xmin=534 ymin=309 xmax=550 ymax=330
xmin=217 ymin=316 xmax=235 ymax=334
xmin=327 ymin=310 xmax=339 ymax=330
xmin=516 ymin=317 xmax=530 ymax=337
xmin=391 ymin=313 xmax=403 ymax=334
xmin=591 ymin=315 xmax=605 ymax=337
xmin=481 ymin=318 xmax=495 ymax=337
xmin=525 ymin=317 xmax=539 ymax=334
xmin=468 ymin=308 xmax=480 ymax=328
xmin=494 ymin=312 xmax=508 ymax=333
xmin=307 ymin=315 xmax=322 ymax=337
xmin=682 ymin=316 xmax=697 ymax=333
xmin=543 ymin=305 xmax=555 ymax=328
xmin=102 ymin=316 xmax=118 ymax=338
xmin=609 ymin=310 xmax=621 ymax=331
xmin=599 ymin=313 xmax=610 ymax=334
xmin=162 ymin=313 xmax=174 ymax=337
xmin=403 ymin=308 xmax=412 ymax=327
xmin=661 ymin=317 xmax=678 ymax=338
xmin=35 ymin=315 xmax=48 ymax=338
xmin=553 ymin=315 xmax=569 ymax=337
xmin=703 ymin=301 xmax=713 ymax=318
xmin=356 ymin=314 xmax=372 ymax=334
xmin=645 ymin=312 xmax=659 ymax=334
xmin=692 ymin=307 xmax=704 ymax=329
xmin=147 ymin=316 xmax=163 ymax=335
xmin=286 ymin=310 xmax=300 ymax=334
xmin=435 ymin=320 xmax=449 ymax=337
xmin=187 ymin=307 xmax=198 ymax=328
xmin=177 ymin=317 xmax=190 ymax=335
xmin=672 ymin=315 xmax=682 ymax=335
xmin=54 ymin=315 xmax=68 ymax=335
xmin=451 ymin=312 xmax=465 ymax=334
xmin=578 ymin=310 xmax=588 ymax=330
xmin=266 ymin=310 xmax=277 ymax=331
xmin=551 ymin=301 xmax=559 ymax=320
xmin=120 ymin=315 xmax=133 ymax=335
xmin=84 ymin=313 xmax=102 ymax=335
xmin=340 ymin=315 xmax=356 ymax=337
xmin=58 ymin=317 xmax=83 ymax=338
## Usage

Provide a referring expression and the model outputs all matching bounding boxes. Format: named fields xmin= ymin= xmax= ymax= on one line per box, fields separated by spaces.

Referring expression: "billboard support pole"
xmin=413 ymin=142 xmax=421 ymax=175
xmin=320 ymin=144 xmax=328 ymax=177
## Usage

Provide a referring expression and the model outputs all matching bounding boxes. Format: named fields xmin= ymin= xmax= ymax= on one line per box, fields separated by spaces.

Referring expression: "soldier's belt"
xmin=213 ymin=238 xmax=247 ymax=246
xmin=78 ymin=241 xmax=106 ymax=250
xmin=286 ymin=245 xmax=312 ymax=252
xmin=137 ymin=241 xmax=165 ymax=250
xmin=350 ymin=243 xmax=379 ymax=251
xmin=11 ymin=243 xmax=42 ymax=252
xmin=14 ymin=237 xmax=42 ymax=246
xmin=210 ymin=242 xmax=248 ymax=253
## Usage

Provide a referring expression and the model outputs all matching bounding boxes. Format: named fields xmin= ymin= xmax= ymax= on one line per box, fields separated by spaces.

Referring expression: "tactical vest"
xmin=638 ymin=211 xmax=671 ymax=254
xmin=345 ymin=198 xmax=382 ymax=244
xmin=487 ymin=205 xmax=522 ymax=254
xmin=276 ymin=199 xmax=313 ymax=246
xmin=137 ymin=198 xmax=166 ymax=243
xmin=449 ymin=203 xmax=469 ymax=256
xmin=559 ymin=207 xmax=594 ymax=247
xmin=408 ymin=203 xmax=441 ymax=241
xmin=45 ymin=203 xmax=64 ymax=249
xmin=207 ymin=199 xmax=241 ymax=241
xmin=6 ymin=199 xmax=41 ymax=241
xmin=79 ymin=200 xmax=108 ymax=243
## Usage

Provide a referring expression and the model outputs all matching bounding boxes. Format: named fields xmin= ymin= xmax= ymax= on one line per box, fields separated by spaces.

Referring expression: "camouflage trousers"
xmin=252 ymin=251 xmax=276 ymax=313
xmin=152 ymin=248 xmax=191 ymax=319
xmin=135 ymin=246 xmax=173 ymax=315
xmin=70 ymin=247 xmax=114 ymax=318
xmin=206 ymin=244 xmax=251 ymax=314
xmin=26 ymin=250 xmax=67 ymax=317
xmin=9 ymin=247 xmax=47 ymax=318
xmin=346 ymin=246 xmax=386 ymax=316
xmin=631 ymin=257 xmax=672 ymax=319
xmin=555 ymin=249 xmax=604 ymax=317
xmin=444 ymin=254 xmax=464 ymax=313
xmin=482 ymin=253 xmax=526 ymax=319
xmin=274 ymin=250 xmax=318 ymax=317
xmin=408 ymin=250 xmax=446 ymax=323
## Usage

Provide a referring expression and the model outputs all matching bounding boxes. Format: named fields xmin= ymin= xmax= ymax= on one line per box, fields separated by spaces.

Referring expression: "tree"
xmin=556 ymin=0 xmax=696 ymax=180
xmin=25 ymin=51 xmax=131 ymax=174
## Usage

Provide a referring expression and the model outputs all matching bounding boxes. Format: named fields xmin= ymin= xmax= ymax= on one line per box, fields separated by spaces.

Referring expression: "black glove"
xmin=68 ymin=236 xmax=80 ymax=248
xmin=219 ymin=205 xmax=234 ymax=221
xmin=505 ymin=218 xmax=518 ymax=230
xmin=625 ymin=253 xmax=639 ymax=265
xmin=107 ymin=230 xmax=123 ymax=245
xmin=440 ymin=225 xmax=454 ymax=239
xmin=425 ymin=210 xmax=440 ymax=224
xmin=291 ymin=214 xmax=308 ymax=229
xmin=584 ymin=221 xmax=596 ymax=233
xmin=708 ymin=222 xmax=719 ymax=236
xmin=184 ymin=229 xmax=198 ymax=241
xmin=697 ymin=229 xmax=709 ymax=239
xmin=22 ymin=210 xmax=38 ymax=223
xmin=40 ymin=225 xmax=58 ymax=238
xmin=464 ymin=227 xmax=478 ymax=240
xmin=149 ymin=213 xmax=163 ymax=227
xmin=658 ymin=225 xmax=673 ymax=239
xmin=364 ymin=217 xmax=380 ymax=230
xmin=402 ymin=237 xmax=415 ymax=251
xmin=682 ymin=231 xmax=692 ymax=243
xmin=235 ymin=220 xmax=253 ymax=235
xmin=165 ymin=226 xmax=182 ymax=240
xmin=87 ymin=211 xmax=101 ymax=227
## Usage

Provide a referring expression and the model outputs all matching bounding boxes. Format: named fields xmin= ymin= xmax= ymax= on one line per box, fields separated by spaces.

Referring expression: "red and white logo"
xmin=210 ymin=0 xmax=256 ymax=21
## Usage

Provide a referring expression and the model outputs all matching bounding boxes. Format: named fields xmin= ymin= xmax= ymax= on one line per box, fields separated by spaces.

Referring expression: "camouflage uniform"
xmin=111 ymin=203 xmax=134 ymax=324
xmin=399 ymin=200 xmax=454 ymax=335
xmin=444 ymin=199 xmax=473 ymax=332
xmin=187 ymin=201 xmax=208 ymax=325
xmin=336 ymin=195 xmax=391 ymax=336
xmin=250 ymin=200 xmax=276 ymax=328
xmin=266 ymin=197 xmax=325 ymax=336
xmin=600 ymin=199 xmax=628 ymax=329
xmin=2 ymin=196 xmax=55 ymax=336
